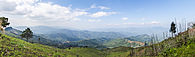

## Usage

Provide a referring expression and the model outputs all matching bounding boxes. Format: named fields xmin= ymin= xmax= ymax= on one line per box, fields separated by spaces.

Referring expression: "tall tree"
xmin=20 ymin=28 xmax=33 ymax=42
xmin=170 ymin=22 xmax=176 ymax=37
xmin=192 ymin=23 xmax=195 ymax=28
xmin=38 ymin=37 xmax=41 ymax=43
xmin=144 ymin=41 xmax=147 ymax=46
xmin=0 ymin=17 xmax=10 ymax=34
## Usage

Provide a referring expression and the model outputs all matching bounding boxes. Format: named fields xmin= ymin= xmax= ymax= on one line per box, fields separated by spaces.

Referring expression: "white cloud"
xmin=141 ymin=18 xmax=146 ymax=21
xmin=98 ymin=6 xmax=110 ymax=10
xmin=107 ymin=21 xmax=160 ymax=26
xmin=106 ymin=24 xmax=120 ymax=26
xmin=90 ymin=4 xmax=96 ymax=8
xmin=72 ymin=18 xmax=81 ymax=21
xmin=89 ymin=11 xmax=116 ymax=18
xmin=151 ymin=21 xmax=160 ymax=24
xmin=123 ymin=23 xmax=136 ymax=25
xmin=0 ymin=0 xmax=16 ymax=12
xmin=123 ymin=22 xmax=160 ymax=25
xmin=0 ymin=0 xmax=88 ymax=27
xmin=90 ymin=4 xmax=110 ymax=10
xmin=88 ymin=19 xmax=101 ymax=22
xmin=122 ymin=17 xmax=128 ymax=21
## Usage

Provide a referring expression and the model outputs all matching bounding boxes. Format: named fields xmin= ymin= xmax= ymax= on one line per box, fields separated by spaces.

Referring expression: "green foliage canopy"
xmin=0 ymin=17 xmax=10 ymax=28
xmin=20 ymin=28 xmax=33 ymax=42
xmin=170 ymin=22 xmax=176 ymax=34
xmin=0 ymin=17 xmax=10 ymax=34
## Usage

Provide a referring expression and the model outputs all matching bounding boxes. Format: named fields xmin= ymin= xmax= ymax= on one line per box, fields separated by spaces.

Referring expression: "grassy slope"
xmin=104 ymin=29 xmax=195 ymax=57
xmin=1 ymin=28 xmax=194 ymax=57
xmin=103 ymin=38 xmax=144 ymax=48
xmin=65 ymin=47 xmax=105 ymax=57
xmin=103 ymin=38 xmax=131 ymax=48
xmin=160 ymin=36 xmax=195 ymax=57
xmin=103 ymin=47 xmax=133 ymax=57
xmin=0 ymin=34 xmax=104 ymax=57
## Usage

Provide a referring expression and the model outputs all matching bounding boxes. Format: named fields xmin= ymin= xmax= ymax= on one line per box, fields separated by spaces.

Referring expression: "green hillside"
xmin=0 ymin=34 xmax=104 ymax=57
xmin=103 ymin=38 xmax=143 ymax=48
xmin=0 ymin=28 xmax=194 ymax=57
xmin=5 ymin=27 xmax=147 ymax=49
xmin=104 ymin=28 xmax=195 ymax=57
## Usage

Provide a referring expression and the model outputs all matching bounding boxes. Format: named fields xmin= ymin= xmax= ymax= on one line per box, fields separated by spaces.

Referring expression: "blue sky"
xmin=0 ymin=0 xmax=195 ymax=30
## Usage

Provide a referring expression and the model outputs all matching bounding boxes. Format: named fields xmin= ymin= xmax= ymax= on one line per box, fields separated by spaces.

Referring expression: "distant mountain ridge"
xmin=6 ymin=26 xmax=151 ymax=49
xmin=90 ymin=26 xmax=168 ymax=34
xmin=5 ymin=27 xmax=63 ymax=48
xmin=14 ymin=26 xmax=133 ymax=41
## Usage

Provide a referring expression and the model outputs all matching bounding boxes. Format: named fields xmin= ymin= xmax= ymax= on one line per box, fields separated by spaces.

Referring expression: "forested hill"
xmin=4 ymin=27 xmax=150 ymax=49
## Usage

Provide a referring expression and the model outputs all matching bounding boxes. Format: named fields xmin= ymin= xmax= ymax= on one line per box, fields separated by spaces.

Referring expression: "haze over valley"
xmin=0 ymin=0 xmax=194 ymax=57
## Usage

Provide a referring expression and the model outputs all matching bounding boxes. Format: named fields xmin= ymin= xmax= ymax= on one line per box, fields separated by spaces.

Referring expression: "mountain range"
xmin=6 ymin=26 xmax=152 ymax=49
xmin=14 ymin=26 xmax=135 ymax=41
xmin=1 ymin=27 xmax=194 ymax=57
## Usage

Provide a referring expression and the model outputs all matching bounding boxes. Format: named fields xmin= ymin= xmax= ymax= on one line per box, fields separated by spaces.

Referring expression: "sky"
xmin=0 ymin=0 xmax=195 ymax=30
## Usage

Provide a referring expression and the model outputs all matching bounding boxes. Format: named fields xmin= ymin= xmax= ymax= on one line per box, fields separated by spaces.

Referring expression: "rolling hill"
xmin=6 ymin=27 xmax=150 ymax=49
xmin=0 ymin=27 xmax=194 ymax=57
xmin=5 ymin=27 xmax=64 ymax=48
xmin=62 ymin=34 xmax=151 ymax=49
xmin=103 ymin=28 xmax=195 ymax=57
xmin=0 ymin=34 xmax=105 ymax=57
xmin=15 ymin=26 xmax=131 ymax=41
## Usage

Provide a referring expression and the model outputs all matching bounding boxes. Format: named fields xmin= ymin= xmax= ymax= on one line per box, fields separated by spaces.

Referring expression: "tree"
xmin=144 ymin=41 xmax=147 ymax=46
xmin=20 ymin=28 xmax=33 ymax=42
xmin=192 ymin=23 xmax=195 ymax=28
xmin=170 ymin=22 xmax=176 ymax=37
xmin=0 ymin=17 xmax=10 ymax=34
xmin=38 ymin=37 xmax=41 ymax=43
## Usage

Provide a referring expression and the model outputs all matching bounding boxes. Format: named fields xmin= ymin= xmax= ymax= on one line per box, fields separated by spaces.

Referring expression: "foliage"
xmin=104 ymin=28 xmax=195 ymax=57
xmin=0 ymin=17 xmax=10 ymax=34
xmin=1 ymin=26 xmax=194 ymax=57
xmin=20 ymin=28 xmax=33 ymax=42
xmin=0 ymin=17 xmax=10 ymax=28
xmin=39 ymin=29 xmax=127 ymax=42
xmin=170 ymin=22 xmax=176 ymax=37
xmin=0 ymin=34 xmax=104 ymax=57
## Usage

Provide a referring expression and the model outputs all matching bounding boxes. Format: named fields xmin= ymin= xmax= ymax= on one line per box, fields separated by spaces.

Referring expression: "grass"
xmin=0 ymin=28 xmax=195 ymax=57
xmin=0 ymin=34 xmax=104 ymax=57
xmin=104 ymin=29 xmax=195 ymax=57
xmin=160 ymin=36 xmax=195 ymax=57
xmin=65 ymin=47 xmax=105 ymax=57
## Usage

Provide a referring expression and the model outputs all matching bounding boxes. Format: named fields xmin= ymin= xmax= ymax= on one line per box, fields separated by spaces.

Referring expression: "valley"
xmin=0 ymin=27 xmax=194 ymax=57
xmin=5 ymin=27 xmax=149 ymax=49
xmin=0 ymin=0 xmax=194 ymax=56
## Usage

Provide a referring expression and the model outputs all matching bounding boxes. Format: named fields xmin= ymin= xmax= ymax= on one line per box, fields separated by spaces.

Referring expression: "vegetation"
xmin=103 ymin=38 xmax=144 ymax=48
xmin=0 ymin=17 xmax=10 ymax=34
xmin=104 ymin=27 xmax=195 ymax=57
xmin=170 ymin=22 xmax=176 ymax=37
xmin=5 ymin=27 xmax=64 ymax=48
xmin=39 ymin=29 xmax=127 ymax=42
xmin=4 ymin=27 xmax=149 ymax=49
xmin=20 ymin=28 xmax=33 ymax=42
xmin=0 ymin=17 xmax=194 ymax=57
xmin=1 ymin=27 xmax=194 ymax=57
xmin=0 ymin=34 xmax=105 ymax=57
